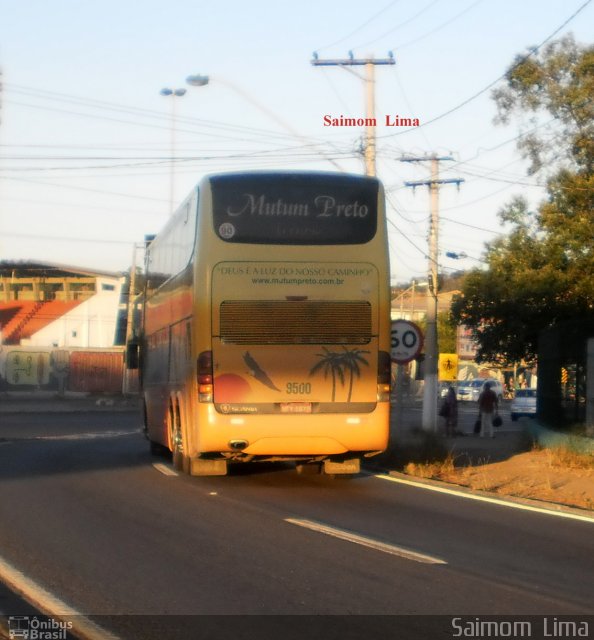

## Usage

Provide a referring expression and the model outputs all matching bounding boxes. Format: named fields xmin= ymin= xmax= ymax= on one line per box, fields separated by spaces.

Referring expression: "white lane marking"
xmin=376 ymin=474 xmax=594 ymax=525
xmin=152 ymin=463 xmax=179 ymax=476
xmin=0 ymin=554 xmax=120 ymax=640
xmin=285 ymin=518 xmax=447 ymax=565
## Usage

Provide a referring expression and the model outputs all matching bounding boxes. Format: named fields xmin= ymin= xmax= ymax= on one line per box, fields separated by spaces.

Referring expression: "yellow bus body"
xmin=140 ymin=172 xmax=391 ymax=475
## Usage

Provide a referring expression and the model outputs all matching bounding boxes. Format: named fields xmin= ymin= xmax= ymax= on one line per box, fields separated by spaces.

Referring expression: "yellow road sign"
xmin=438 ymin=353 xmax=458 ymax=381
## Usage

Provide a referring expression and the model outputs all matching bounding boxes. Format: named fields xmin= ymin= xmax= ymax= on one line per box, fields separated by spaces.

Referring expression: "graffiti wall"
xmin=0 ymin=347 xmax=124 ymax=393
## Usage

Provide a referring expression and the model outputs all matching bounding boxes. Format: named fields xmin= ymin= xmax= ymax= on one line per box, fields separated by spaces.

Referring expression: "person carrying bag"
xmin=477 ymin=381 xmax=499 ymax=438
xmin=492 ymin=411 xmax=503 ymax=428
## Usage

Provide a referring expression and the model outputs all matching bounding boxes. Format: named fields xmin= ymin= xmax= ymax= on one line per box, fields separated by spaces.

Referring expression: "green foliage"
xmin=437 ymin=311 xmax=457 ymax=353
xmin=492 ymin=34 xmax=594 ymax=174
xmin=452 ymin=35 xmax=594 ymax=365
xmin=410 ymin=311 xmax=456 ymax=354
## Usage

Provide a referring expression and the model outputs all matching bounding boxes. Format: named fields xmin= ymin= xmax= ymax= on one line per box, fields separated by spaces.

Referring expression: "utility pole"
xmin=401 ymin=155 xmax=464 ymax=432
xmin=311 ymin=52 xmax=395 ymax=176
xmin=160 ymin=87 xmax=187 ymax=215
xmin=123 ymin=243 xmax=141 ymax=395
xmin=125 ymin=243 xmax=137 ymax=348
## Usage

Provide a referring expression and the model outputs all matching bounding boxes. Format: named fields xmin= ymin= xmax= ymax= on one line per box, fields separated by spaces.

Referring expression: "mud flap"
xmin=323 ymin=458 xmax=360 ymax=475
xmin=190 ymin=458 xmax=228 ymax=476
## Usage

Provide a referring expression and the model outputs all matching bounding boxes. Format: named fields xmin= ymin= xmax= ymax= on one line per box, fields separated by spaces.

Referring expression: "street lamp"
xmin=186 ymin=74 xmax=209 ymax=88
xmin=160 ymin=88 xmax=188 ymax=97
xmin=160 ymin=87 xmax=187 ymax=214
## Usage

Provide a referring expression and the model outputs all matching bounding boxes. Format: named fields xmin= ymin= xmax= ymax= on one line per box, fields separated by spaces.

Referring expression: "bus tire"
xmin=141 ymin=401 xmax=149 ymax=438
xmin=170 ymin=400 xmax=190 ymax=473
xmin=172 ymin=448 xmax=190 ymax=473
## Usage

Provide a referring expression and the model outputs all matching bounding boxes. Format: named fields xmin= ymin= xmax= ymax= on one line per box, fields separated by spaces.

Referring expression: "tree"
xmin=492 ymin=34 xmax=594 ymax=175
xmin=437 ymin=311 xmax=457 ymax=354
xmin=451 ymin=35 xmax=594 ymax=365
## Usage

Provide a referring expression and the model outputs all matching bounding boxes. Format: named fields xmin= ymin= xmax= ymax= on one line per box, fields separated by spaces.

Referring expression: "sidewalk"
xmin=0 ymin=390 xmax=141 ymax=413
xmin=387 ymin=399 xmax=533 ymax=468
xmin=440 ymin=429 xmax=531 ymax=465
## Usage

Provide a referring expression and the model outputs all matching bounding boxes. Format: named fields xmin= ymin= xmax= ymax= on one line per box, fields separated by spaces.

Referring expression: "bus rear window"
xmin=210 ymin=173 xmax=378 ymax=245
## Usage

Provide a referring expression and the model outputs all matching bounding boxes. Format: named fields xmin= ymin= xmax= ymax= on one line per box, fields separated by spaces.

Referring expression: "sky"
xmin=0 ymin=0 xmax=592 ymax=284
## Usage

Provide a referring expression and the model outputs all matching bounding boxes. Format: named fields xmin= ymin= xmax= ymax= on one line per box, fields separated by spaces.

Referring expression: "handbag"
xmin=473 ymin=416 xmax=481 ymax=434
xmin=492 ymin=413 xmax=503 ymax=428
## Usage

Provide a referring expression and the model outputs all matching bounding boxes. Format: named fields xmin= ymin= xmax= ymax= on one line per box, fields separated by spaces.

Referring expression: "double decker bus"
xmin=131 ymin=171 xmax=391 ymax=476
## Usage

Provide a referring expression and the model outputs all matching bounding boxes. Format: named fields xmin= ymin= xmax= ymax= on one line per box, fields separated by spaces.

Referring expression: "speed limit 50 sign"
xmin=391 ymin=320 xmax=424 ymax=364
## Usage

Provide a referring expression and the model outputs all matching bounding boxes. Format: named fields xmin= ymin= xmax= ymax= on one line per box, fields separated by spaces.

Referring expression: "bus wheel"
xmin=141 ymin=401 xmax=149 ymax=438
xmin=170 ymin=402 xmax=189 ymax=473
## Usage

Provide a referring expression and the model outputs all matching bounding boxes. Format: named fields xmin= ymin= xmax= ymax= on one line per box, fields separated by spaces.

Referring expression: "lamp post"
xmin=160 ymin=87 xmax=187 ymax=215
xmin=395 ymin=280 xmax=428 ymax=320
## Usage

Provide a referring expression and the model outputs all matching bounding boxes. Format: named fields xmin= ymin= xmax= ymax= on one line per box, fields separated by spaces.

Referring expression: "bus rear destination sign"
xmin=211 ymin=173 xmax=379 ymax=245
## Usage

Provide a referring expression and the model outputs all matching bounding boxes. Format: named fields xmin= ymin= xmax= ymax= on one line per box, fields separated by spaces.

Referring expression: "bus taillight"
xmin=198 ymin=350 xmax=213 ymax=402
xmin=377 ymin=350 xmax=391 ymax=402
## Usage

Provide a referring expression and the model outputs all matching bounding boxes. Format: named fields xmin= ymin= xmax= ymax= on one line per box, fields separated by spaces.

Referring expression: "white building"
xmin=0 ymin=262 xmax=125 ymax=348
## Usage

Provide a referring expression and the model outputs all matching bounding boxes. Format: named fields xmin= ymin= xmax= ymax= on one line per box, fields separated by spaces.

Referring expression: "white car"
xmin=457 ymin=378 xmax=504 ymax=402
xmin=510 ymin=388 xmax=537 ymax=421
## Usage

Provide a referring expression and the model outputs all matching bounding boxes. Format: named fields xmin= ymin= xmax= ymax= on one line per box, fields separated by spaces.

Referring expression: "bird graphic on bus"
xmin=243 ymin=351 xmax=281 ymax=391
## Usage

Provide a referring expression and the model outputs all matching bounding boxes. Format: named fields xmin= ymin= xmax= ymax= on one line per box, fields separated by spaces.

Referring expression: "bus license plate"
xmin=280 ymin=402 xmax=312 ymax=414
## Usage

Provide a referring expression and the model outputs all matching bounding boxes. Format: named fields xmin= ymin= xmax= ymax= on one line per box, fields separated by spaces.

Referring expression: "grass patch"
xmin=545 ymin=446 xmax=594 ymax=470
xmin=404 ymin=454 xmax=456 ymax=479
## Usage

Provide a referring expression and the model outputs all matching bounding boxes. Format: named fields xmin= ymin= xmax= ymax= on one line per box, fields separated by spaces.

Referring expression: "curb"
xmin=0 ymin=395 xmax=141 ymax=414
xmin=0 ymin=404 xmax=140 ymax=414
xmin=380 ymin=469 xmax=594 ymax=523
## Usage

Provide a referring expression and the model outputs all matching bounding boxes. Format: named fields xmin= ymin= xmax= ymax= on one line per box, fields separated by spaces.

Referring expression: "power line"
xmin=4 ymin=99 xmax=298 ymax=146
xmin=6 ymin=84 xmax=305 ymax=143
xmin=2 ymin=231 xmax=138 ymax=246
xmin=395 ymin=0 xmax=484 ymax=50
xmin=377 ymin=0 xmax=593 ymax=139
xmin=317 ymin=0 xmax=402 ymax=51
xmin=440 ymin=216 xmax=500 ymax=234
xmin=3 ymin=176 xmax=170 ymax=203
xmin=0 ymin=196 xmax=163 ymax=216
xmin=311 ymin=52 xmax=396 ymax=176
xmin=354 ymin=0 xmax=441 ymax=49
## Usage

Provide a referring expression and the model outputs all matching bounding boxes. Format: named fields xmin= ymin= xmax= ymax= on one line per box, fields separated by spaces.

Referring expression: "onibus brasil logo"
xmin=8 ymin=616 xmax=73 ymax=639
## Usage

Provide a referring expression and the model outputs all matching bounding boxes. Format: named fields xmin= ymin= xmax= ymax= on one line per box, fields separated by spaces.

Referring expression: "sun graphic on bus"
xmin=213 ymin=374 xmax=252 ymax=403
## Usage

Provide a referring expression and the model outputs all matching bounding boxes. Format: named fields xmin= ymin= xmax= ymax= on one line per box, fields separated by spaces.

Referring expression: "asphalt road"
xmin=0 ymin=411 xmax=593 ymax=639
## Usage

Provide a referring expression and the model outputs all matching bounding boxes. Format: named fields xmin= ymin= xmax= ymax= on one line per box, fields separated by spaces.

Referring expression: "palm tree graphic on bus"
xmin=309 ymin=347 xmax=370 ymax=401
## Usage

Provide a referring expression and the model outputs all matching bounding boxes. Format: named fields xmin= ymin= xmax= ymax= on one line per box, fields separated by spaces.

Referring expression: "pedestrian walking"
xmin=442 ymin=385 xmax=458 ymax=437
xmin=478 ymin=381 xmax=498 ymax=438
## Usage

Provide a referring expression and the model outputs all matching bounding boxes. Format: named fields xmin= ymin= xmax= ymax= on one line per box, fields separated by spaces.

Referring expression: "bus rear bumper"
xmin=243 ymin=436 xmax=349 ymax=456
xmin=191 ymin=404 xmax=390 ymax=457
